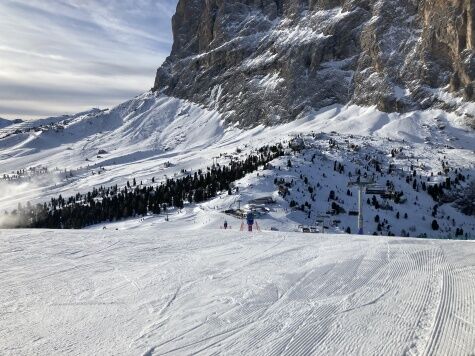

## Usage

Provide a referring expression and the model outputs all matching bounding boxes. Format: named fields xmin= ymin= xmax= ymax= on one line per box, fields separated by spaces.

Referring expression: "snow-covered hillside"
xmin=0 ymin=117 xmax=12 ymax=129
xmin=0 ymin=87 xmax=474 ymax=355
xmin=0 ymin=92 xmax=474 ymax=238
xmin=1 ymin=228 xmax=474 ymax=355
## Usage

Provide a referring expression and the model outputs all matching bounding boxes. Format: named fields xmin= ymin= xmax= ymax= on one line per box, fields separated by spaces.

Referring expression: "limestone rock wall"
xmin=154 ymin=0 xmax=475 ymax=126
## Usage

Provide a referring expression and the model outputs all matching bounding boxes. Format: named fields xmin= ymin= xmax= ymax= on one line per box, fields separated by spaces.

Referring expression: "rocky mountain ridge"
xmin=154 ymin=0 xmax=475 ymax=127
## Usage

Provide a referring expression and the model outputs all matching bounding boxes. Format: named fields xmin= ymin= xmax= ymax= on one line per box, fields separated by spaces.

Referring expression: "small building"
xmin=248 ymin=196 xmax=275 ymax=205
xmin=366 ymin=185 xmax=387 ymax=195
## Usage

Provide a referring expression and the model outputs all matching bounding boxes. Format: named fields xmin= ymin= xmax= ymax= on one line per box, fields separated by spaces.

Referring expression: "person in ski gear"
xmin=224 ymin=220 xmax=228 ymax=229
xmin=246 ymin=211 xmax=254 ymax=232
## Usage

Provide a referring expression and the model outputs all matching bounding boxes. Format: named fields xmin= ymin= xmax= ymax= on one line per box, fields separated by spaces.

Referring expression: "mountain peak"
xmin=154 ymin=0 xmax=475 ymax=127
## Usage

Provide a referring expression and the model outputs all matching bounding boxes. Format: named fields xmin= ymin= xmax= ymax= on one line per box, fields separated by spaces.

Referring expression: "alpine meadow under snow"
xmin=2 ymin=0 xmax=475 ymax=355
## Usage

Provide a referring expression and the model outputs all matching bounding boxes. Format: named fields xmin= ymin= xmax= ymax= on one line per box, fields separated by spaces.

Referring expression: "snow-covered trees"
xmin=454 ymin=181 xmax=475 ymax=216
xmin=4 ymin=145 xmax=285 ymax=229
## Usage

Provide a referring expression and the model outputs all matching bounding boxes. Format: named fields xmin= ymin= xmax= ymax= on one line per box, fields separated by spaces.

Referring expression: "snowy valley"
xmin=0 ymin=92 xmax=474 ymax=239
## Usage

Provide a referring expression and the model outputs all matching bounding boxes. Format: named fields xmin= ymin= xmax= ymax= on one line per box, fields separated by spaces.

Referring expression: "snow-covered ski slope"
xmin=1 ymin=92 xmax=475 ymax=354
xmin=0 ymin=228 xmax=474 ymax=355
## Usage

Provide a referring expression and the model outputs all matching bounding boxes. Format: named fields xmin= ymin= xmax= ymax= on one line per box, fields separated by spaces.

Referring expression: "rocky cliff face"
xmin=154 ymin=0 xmax=475 ymax=126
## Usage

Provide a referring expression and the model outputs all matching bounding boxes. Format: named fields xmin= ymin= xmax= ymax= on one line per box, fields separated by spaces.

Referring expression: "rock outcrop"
xmin=154 ymin=0 xmax=475 ymax=126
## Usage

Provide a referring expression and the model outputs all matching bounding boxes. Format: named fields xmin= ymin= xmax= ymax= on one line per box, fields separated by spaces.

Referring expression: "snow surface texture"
xmin=0 ymin=92 xmax=473 ymax=237
xmin=0 ymin=229 xmax=474 ymax=355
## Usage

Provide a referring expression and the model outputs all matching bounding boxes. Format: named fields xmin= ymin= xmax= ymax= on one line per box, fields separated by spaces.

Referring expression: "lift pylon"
xmin=348 ymin=179 xmax=374 ymax=235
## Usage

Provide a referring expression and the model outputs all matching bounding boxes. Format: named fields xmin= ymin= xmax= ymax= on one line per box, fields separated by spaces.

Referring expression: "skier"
xmin=223 ymin=220 xmax=228 ymax=230
xmin=246 ymin=211 xmax=254 ymax=232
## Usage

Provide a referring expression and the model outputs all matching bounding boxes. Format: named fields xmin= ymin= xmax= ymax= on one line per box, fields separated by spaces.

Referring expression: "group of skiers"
xmin=222 ymin=211 xmax=259 ymax=232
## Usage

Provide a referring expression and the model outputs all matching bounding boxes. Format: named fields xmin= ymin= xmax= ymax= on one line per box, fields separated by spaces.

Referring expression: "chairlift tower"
xmin=348 ymin=179 xmax=374 ymax=235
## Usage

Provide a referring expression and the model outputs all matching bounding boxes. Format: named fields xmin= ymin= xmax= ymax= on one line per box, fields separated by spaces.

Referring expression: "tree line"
xmin=4 ymin=144 xmax=284 ymax=229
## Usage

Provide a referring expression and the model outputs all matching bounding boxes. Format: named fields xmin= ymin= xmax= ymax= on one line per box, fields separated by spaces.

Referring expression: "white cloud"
xmin=0 ymin=0 xmax=178 ymax=120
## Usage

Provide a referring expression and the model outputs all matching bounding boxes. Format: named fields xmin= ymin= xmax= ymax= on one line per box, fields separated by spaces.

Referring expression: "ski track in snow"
xmin=0 ymin=229 xmax=474 ymax=355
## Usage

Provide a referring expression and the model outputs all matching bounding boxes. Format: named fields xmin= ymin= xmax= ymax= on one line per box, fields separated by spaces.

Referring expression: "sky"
xmin=0 ymin=0 xmax=178 ymax=120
